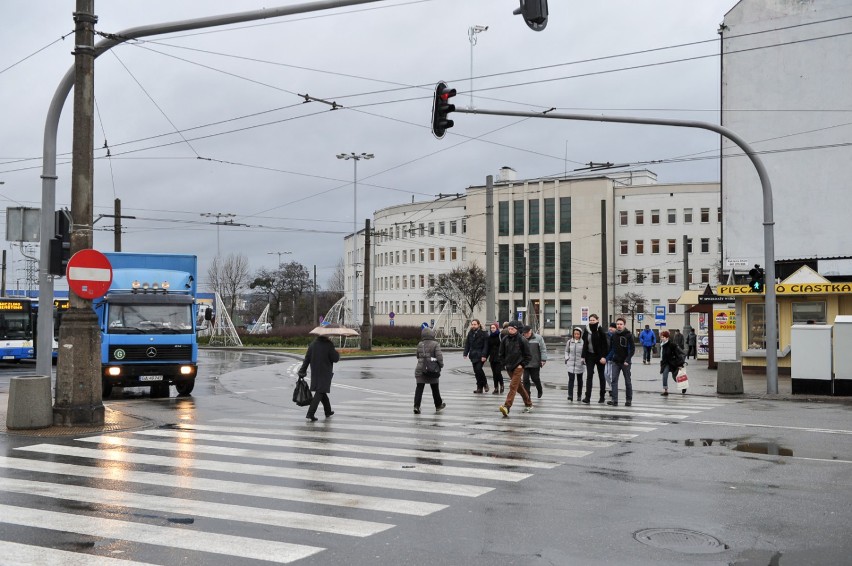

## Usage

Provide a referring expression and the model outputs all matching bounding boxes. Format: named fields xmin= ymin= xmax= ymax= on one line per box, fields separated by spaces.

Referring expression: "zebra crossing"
xmin=0 ymin=388 xmax=732 ymax=565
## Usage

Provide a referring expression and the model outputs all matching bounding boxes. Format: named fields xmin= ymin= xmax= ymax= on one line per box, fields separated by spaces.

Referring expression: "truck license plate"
xmin=139 ymin=375 xmax=163 ymax=382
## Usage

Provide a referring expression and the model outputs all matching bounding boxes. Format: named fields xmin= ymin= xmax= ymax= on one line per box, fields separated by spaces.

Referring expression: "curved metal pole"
xmin=458 ymin=107 xmax=778 ymax=393
xmin=36 ymin=0 xmax=384 ymax=375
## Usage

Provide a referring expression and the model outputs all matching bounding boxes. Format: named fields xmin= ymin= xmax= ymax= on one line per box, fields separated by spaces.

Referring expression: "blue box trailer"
xmin=95 ymin=252 xmax=207 ymax=398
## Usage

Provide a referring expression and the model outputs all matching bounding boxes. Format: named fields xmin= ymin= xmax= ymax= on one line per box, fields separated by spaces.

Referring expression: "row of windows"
xmin=379 ymin=273 xmax=438 ymax=291
xmin=497 ymin=299 xmax=573 ymax=329
xmin=617 ymin=299 xmax=683 ymax=316
xmin=376 ymin=300 xmax=450 ymax=315
xmin=498 ymin=197 xmax=572 ymax=236
xmin=619 ymin=237 xmax=721 ymax=255
xmin=377 ymin=218 xmax=467 ymax=242
xmin=618 ymin=268 xmax=712 ymax=285
xmin=618 ymin=206 xmax=720 ymax=227
xmin=497 ymin=242 xmax=571 ymax=293
xmin=376 ymin=247 xmax=467 ymax=266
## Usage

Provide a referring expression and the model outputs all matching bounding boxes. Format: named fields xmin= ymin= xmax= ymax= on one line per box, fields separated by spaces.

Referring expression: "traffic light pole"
xmin=457 ymin=106 xmax=779 ymax=393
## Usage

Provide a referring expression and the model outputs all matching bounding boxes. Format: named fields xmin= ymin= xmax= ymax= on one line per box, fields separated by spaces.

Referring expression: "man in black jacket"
xmin=606 ymin=317 xmax=636 ymax=407
xmin=463 ymin=319 xmax=489 ymax=393
xmin=581 ymin=314 xmax=609 ymax=404
xmin=498 ymin=320 xmax=533 ymax=418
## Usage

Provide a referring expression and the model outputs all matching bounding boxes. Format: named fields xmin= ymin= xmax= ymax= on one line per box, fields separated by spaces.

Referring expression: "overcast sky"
xmin=0 ymin=0 xmax=740 ymax=292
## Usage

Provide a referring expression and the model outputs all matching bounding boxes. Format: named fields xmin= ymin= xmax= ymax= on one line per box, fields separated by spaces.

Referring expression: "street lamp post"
xmin=337 ymin=152 xmax=374 ymax=327
xmin=267 ymin=250 xmax=292 ymax=267
xmin=468 ymin=25 xmax=488 ymax=109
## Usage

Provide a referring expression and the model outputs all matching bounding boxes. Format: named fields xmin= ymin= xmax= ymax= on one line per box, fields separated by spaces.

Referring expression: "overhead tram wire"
xmin=0 ymin=30 xmax=75 ymax=75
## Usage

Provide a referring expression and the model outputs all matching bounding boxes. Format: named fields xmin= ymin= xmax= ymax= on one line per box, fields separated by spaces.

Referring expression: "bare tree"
xmin=611 ymin=291 xmax=647 ymax=336
xmin=425 ymin=263 xmax=487 ymax=324
xmin=249 ymin=261 xmax=313 ymax=326
xmin=327 ymin=258 xmax=345 ymax=295
xmin=206 ymin=253 xmax=250 ymax=320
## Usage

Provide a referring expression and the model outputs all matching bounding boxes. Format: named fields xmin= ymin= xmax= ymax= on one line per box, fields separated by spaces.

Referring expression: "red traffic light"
xmin=431 ymin=82 xmax=457 ymax=139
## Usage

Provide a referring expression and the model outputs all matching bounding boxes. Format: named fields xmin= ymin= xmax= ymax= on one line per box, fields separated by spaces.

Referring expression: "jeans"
xmin=414 ymin=382 xmax=443 ymax=408
xmin=503 ymin=365 xmax=531 ymax=410
xmin=661 ymin=364 xmax=675 ymax=388
xmin=523 ymin=366 xmax=542 ymax=397
xmin=568 ymin=372 xmax=582 ymax=399
xmin=489 ymin=361 xmax=504 ymax=388
xmin=471 ymin=360 xmax=488 ymax=389
xmin=306 ymin=392 xmax=332 ymax=417
xmin=584 ymin=358 xmax=607 ymax=401
xmin=643 ymin=345 xmax=653 ymax=363
xmin=610 ymin=362 xmax=633 ymax=404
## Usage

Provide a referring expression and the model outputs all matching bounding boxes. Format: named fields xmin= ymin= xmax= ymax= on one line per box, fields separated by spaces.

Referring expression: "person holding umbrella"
xmin=299 ymin=323 xmax=351 ymax=421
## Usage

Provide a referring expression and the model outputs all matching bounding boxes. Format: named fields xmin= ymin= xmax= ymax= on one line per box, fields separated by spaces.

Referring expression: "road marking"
xmin=14 ymin=444 xmax=494 ymax=497
xmin=0 ymin=455 xmax=444 ymax=516
xmin=0 ymin=540 xmax=154 ymax=566
xmin=331 ymin=382 xmax=405 ymax=396
xmin=0 ymin=503 xmax=323 ymax=564
xmin=0 ymin=477 xmax=392 ymax=537
xmin=76 ymin=435 xmax=532 ymax=482
xmin=692 ymin=420 xmax=852 ymax=435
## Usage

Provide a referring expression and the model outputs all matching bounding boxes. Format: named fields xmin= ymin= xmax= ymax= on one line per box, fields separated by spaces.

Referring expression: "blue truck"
xmin=96 ymin=253 xmax=209 ymax=398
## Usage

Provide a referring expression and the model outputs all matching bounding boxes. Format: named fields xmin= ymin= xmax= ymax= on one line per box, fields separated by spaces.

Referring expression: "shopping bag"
xmin=293 ymin=376 xmax=313 ymax=407
xmin=675 ymin=368 xmax=689 ymax=390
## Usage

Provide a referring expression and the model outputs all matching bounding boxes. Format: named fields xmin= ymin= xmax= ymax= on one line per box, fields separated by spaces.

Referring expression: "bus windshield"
xmin=107 ymin=304 xmax=193 ymax=334
xmin=0 ymin=311 xmax=32 ymax=340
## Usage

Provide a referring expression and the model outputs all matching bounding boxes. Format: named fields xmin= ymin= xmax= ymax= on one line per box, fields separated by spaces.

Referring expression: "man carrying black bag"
xmin=297 ymin=335 xmax=340 ymax=421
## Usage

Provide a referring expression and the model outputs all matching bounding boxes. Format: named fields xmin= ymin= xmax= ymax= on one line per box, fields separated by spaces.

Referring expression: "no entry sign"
xmin=66 ymin=249 xmax=113 ymax=300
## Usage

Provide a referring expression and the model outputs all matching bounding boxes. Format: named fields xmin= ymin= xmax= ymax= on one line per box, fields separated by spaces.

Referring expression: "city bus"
xmin=0 ymin=297 xmax=35 ymax=362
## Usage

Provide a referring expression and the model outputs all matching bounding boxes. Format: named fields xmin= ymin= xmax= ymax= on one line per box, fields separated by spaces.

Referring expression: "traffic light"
xmin=431 ymin=81 xmax=457 ymax=139
xmin=513 ymin=0 xmax=548 ymax=31
xmin=48 ymin=209 xmax=72 ymax=276
xmin=748 ymin=264 xmax=765 ymax=293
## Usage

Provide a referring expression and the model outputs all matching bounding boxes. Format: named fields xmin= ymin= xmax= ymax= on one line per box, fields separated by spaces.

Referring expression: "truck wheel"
xmin=176 ymin=379 xmax=195 ymax=397
xmin=102 ymin=380 xmax=113 ymax=399
xmin=150 ymin=383 xmax=170 ymax=398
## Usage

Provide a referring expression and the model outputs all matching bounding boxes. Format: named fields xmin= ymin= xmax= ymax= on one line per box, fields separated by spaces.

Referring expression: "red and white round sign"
xmin=66 ymin=249 xmax=113 ymax=300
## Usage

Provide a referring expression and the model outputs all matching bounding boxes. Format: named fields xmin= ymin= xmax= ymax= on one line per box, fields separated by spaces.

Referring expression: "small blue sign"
xmin=421 ymin=322 xmax=430 ymax=330
xmin=655 ymin=305 xmax=667 ymax=327
xmin=637 ymin=313 xmax=644 ymax=322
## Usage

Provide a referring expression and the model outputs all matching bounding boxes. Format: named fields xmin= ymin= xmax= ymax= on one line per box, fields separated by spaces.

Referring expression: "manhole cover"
xmin=633 ymin=528 xmax=728 ymax=554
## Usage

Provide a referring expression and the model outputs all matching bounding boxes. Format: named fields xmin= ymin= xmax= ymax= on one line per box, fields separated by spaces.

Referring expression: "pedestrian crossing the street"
xmin=0 ymin=388 xmax=733 ymax=565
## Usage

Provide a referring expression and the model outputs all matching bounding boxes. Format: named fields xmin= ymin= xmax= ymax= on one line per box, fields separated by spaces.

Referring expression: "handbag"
xmin=422 ymin=355 xmax=441 ymax=379
xmin=675 ymin=367 xmax=689 ymax=390
xmin=293 ymin=375 xmax=313 ymax=407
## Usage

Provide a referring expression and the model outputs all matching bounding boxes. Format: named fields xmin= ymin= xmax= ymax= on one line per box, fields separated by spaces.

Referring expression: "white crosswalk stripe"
xmin=0 ymin=387 xmax=732 ymax=564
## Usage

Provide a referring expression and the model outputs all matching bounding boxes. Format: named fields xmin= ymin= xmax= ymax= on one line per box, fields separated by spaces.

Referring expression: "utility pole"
xmin=600 ymin=200 xmax=609 ymax=325
xmin=361 ymin=218 xmax=372 ymax=351
xmin=54 ymin=0 xmax=104 ymax=426
xmin=484 ymin=175 xmax=495 ymax=323
xmin=94 ymin=198 xmax=136 ymax=251
xmin=312 ymin=264 xmax=317 ymax=326
xmin=683 ymin=234 xmax=691 ymax=333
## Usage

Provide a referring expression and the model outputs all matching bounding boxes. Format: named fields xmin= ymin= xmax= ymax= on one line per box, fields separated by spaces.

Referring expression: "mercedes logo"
xmin=146 ymin=347 xmax=157 ymax=358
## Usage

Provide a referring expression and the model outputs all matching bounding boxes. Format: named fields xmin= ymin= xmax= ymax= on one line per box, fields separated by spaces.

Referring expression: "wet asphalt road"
xmin=1 ymin=350 xmax=851 ymax=565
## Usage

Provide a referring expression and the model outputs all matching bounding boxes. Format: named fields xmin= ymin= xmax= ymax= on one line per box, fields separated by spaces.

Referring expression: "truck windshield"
xmin=107 ymin=304 xmax=193 ymax=334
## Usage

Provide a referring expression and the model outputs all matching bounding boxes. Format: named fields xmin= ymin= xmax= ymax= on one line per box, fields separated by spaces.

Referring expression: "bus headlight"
xmin=179 ymin=366 xmax=193 ymax=375
xmin=107 ymin=367 xmax=121 ymax=376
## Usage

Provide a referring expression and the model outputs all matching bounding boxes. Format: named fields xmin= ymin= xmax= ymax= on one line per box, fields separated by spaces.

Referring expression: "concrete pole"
xmin=600 ymin=200 xmax=608 ymax=325
xmin=114 ymin=198 xmax=121 ymax=251
xmin=361 ymin=218 xmax=372 ymax=350
xmin=484 ymin=175 xmax=495 ymax=323
xmin=54 ymin=0 xmax=104 ymax=426
xmin=683 ymin=234 xmax=690 ymax=333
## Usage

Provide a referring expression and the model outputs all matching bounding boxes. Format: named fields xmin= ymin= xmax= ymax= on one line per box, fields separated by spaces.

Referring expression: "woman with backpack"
xmin=414 ymin=327 xmax=446 ymax=414
xmin=659 ymin=330 xmax=686 ymax=396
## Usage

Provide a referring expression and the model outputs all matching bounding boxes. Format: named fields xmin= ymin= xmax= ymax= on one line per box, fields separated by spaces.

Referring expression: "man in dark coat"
xmin=463 ymin=319 xmax=489 ymax=393
xmin=298 ymin=335 xmax=340 ymax=421
xmin=581 ymin=314 xmax=609 ymax=404
xmin=498 ymin=320 xmax=533 ymax=418
xmin=414 ymin=327 xmax=445 ymax=414
xmin=606 ymin=317 xmax=636 ymax=407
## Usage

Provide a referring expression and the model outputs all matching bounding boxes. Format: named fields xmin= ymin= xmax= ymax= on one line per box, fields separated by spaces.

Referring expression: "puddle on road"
xmin=666 ymin=438 xmax=799 ymax=457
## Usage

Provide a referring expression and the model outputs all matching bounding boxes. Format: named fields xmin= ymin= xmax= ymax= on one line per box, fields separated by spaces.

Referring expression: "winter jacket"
xmin=499 ymin=333 xmax=532 ymax=373
xmin=639 ymin=329 xmax=657 ymax=347
xmin=486 ymin=330 xmax=502 ymax=363
xmin=298 ymin=336 xmax=340 ymax=394
xmin=582 ymin=323 xmax=609 ymax=362
xmin=524 ymin=333 xmax=549 ymax=368
xmin=686 ymin=332 xmax=697 ymax=348
xmin=415 ymin=328 xmax=444 ymax=385
xmin=672 ymin=331 xmax=685 ymax=349
xmin=606 ymin=329 xmax=635 ymax=365
xmin=564 ymin=338 xmax=585 ymax=375
xmin=463 ymin=328 xmax=488 ymax=360
xmin=660 ymin=340 xmax=685 ymax=372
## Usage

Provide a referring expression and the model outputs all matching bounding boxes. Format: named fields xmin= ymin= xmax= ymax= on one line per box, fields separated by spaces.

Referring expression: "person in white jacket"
xmin=564 ymin=327 xmax=585 ymax=401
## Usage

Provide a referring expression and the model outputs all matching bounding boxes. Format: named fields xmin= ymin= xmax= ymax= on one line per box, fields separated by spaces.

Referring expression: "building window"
xmin=651 ymin=239 xmax=660 ymax=254
xmin=498 ymin=202 xmax=509 ymax=236
xmin=428 ymin=274 xmax=435 ymax=287
xmin=635 ymin=210 xmax=644 ymax=225
xmin=668 ymin=299 xmax=677 ymax=314
xmin=637 ymin=301 xmax=645 ymax=314
xmin=428 ymin=222 xmax=435 ymax=235
xmin=429 ymin=248 xmax=435 ymax=261
xmin=620 ymin=270 xmax=629 ymax=284
xmin=686 ymin=238 xmax=693 ymax=253
xmin=619 ymin=211 xmax=628 ymax=226
xmin=701 ymin=238 xmax=710 ymax=253
xmin=439 ymin=248 xmax=446 ymax=261
xmin=701 ymin=268 xmax=710 ymax=283
xmin=499 ymin=300 xmax=510 ymax=323
xmin=402 ymin=276 xmax=408 ymax=289
xmin=498 ymin=244 xmax=509 ymax=292
xmin=667 ymin=208 xmax=676 ymax=224
xmin=462 ymin=217 xmax=467 ymax=234
xmin=544 ymin=243 xmax=556 ymax=292
xmin=620 ymin=301 xmax=628 ymax=314
xmin=428 ymin=300 xmax=434 ymax=314
xmin=395 ymin=225 xmax=400 ymax=239
xmin=528 ymin=244 xmax=540 ymax=292
xmin=684 ymin=208 xmax=693 ymax=223
xmin=402 ymin=250 xmax=407 ymax=263
xmin=635 ymin=270 xmax=645 ymax=284
xmin=718 ymin=237 xmax=722 ymax=253
xmin=544 ymin=198 xmax=555 ymax=234
xmin=559 ymin=241 xmax=571 ymax=291
xmin=668 ymin=239 xmax=676 ymax=254
xmin=450 ymin=220 xmax=457 ymax=234
xmin=701 ymin=207 xmax=710 ymax=223
xmin=747 ymin=303 xmax=766 ymax=350
xmin=688 ymin=269 xmax=694 ymax=284
xmin=450 ymin=247 xmax=457 ymax=260
xmin=652 ymin=269 xmax=660 ymax=284
xmin=419 ymin=274 xmax=425 ymax=288
xmin=418 ymin=223 xmax=425 ymax=236
xmin=668 ymin=269 xmax=677 ymax=284
xmin=439 ymin=222 xmax=445 ymax=235
xmin=529 ymin=199 xmax=540 ymax=235
xmin=543 ymin=300 xmax=556 ymax=329
xmin=651 ymin=209 xmax=660 ymax=224
xmin=410 ymin=275 xmax=415 ymax=288
xmin=513 ymin=244 xmax=525 ymax=293
xmin=717 ymin=207 xmax=722 ymax=222
xmin=559 ymin=300 xmax=572 ymax=329
xmin=620 ymin=240 xmax=628 ymax=255
xmin=514 ymin=200 xmax=525 ymax=235
xmin=419 ymin=249 xmax=425 ymax=262
xmin=559 ymin=197 xmax=572 ymax=233
xmin=635 ymin=240 xmax=644 ymax=254
xmin=792 ymin=301 xmax=827 ymax=324
xmin=419 ymin=301 xmax=425 ymax=314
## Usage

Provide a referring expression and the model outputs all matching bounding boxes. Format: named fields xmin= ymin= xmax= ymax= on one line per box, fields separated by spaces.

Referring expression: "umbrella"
xmin=309 ymin=323 xmax=360 ymax=337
